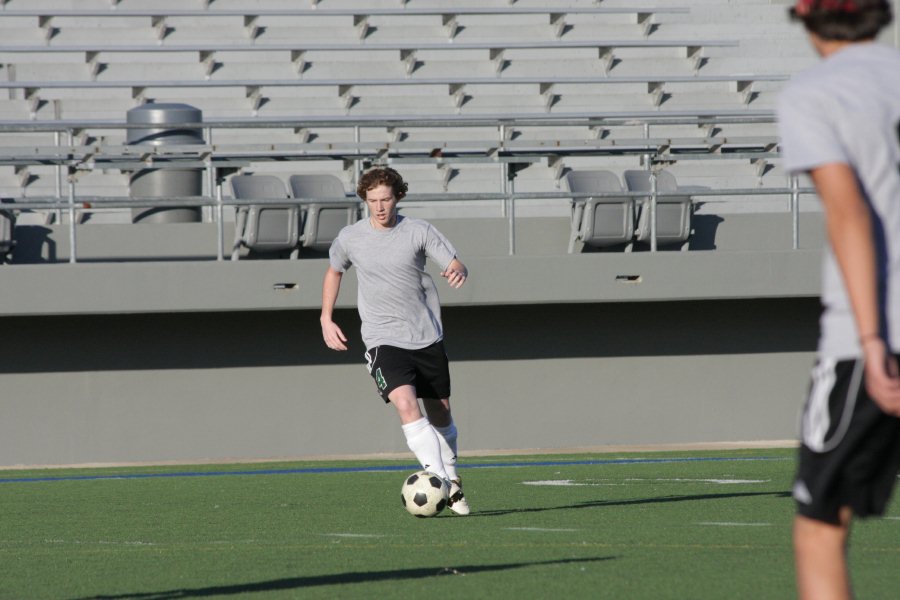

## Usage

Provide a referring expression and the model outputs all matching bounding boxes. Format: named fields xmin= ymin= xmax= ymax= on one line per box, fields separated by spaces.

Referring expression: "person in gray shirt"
xmin=777 ymin=1 xmax=900 ymax=597
xmin=321 ymin=167 xmax=471 ymax=515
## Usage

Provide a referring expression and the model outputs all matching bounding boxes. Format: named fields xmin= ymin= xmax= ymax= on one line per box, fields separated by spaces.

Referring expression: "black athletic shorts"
xmin=364 ymin=341 xmax=451 ymax=403
xmin=793 ymin=356 xmax=900 ymax=525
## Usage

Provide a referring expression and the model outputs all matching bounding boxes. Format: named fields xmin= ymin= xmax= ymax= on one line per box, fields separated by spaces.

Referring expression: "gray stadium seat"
xmin=564 ymin=170 xmax=634 ymax=252
xmin=624 ymin=169 xmax=693 ymax=248
xmin=230 ymin=174 xmax=299 ymax=260
xmin=0 ymin=208 xmax=15 ymax=263
xmin=288 ymin=174 xmax=359 ymax=252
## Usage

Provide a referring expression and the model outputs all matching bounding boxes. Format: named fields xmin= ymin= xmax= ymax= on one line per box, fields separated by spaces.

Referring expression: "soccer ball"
xmin=400 ymin=470 xmax=449 ymax=517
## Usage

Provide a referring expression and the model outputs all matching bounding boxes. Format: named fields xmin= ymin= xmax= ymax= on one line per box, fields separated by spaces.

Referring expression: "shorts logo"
xmin=375 ymin=368 xmax=387 ymax=390
xmin=793 ymin=480 xmax=813 ymax=505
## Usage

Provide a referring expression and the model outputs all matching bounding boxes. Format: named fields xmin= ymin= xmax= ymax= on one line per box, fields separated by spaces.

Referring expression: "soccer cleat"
xmin=447 ymin=478 xmax=470 ymax=516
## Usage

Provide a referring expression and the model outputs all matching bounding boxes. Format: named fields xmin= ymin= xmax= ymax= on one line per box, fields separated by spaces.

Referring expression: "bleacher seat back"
xmin=230 ymin=175 xmax=299 ymax=251
xmin=0 ymin=209 xmax=15 ymax=260
xmin=288 ymin=174 xmax=347 ymax=200
xmin=624 ymin=170 xmax=692 ymax=245
xmin=565 ymin=170 xmax=634 ymax=248
xmin=289 ymin=174 xmax=359 ymax=252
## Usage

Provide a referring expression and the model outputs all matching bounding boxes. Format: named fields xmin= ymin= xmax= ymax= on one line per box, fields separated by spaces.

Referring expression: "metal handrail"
xmin=2 ymin=185 xmax=817 ymax=263
xmin=0 ymin=110 xmax=778 ymax=133
xmin=0 ymin=110 xmax=799 ymax=263
xmin=0 ymin=6 xmax=692 ymax=18
xmin=0 ymin=74 xmax=789 ymax=91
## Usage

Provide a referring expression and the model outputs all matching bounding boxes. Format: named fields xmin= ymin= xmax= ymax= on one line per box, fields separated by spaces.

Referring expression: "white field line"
xmin=505 ymin=527 xmax=580 ymax=532
xmin=523 ymin=480 xmax=624 ymax=486
xmin=522 ymin=478 xmax=769 ymax=486
xmin=696 ymin=522 xmax=772 ymax=527
xmin=44 ymin=538 xmax=156 ymax=546
xmin=637 ymin=478 xmax=769 ymax=484
xmin=321 ymin=533 xmax=390 ymax=538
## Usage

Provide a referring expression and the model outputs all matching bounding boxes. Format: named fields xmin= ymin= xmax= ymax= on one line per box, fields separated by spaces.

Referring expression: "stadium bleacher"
xmin=0 ymin=0 xmax=823 ymax=256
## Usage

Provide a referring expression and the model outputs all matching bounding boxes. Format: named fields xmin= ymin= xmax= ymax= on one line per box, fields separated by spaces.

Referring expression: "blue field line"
xmin=0 ymin=456 xmax=786 ymax=485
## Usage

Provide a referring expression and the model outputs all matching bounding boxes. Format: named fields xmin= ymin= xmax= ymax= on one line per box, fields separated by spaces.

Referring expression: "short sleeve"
xmin=777 ymin=83 xmax=849 ymax=174
xmin=423 ymin=223 xmax=458 ymax=271
xmin=328 ymin=235 xmax=352 ymax=273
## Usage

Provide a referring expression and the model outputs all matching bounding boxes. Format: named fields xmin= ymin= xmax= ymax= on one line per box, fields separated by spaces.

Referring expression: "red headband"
xmin=793 ymin=0 xmax=859 ymax=15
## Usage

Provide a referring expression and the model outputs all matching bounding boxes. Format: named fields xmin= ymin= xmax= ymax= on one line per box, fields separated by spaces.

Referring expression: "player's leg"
xmin=422 ymin=397 xmax=468 ymax=515
xmin=389 ymin=385 xmax=450 ymax=481
xmin=367 ymin=346 xmax=450 ymax=480
xmin=794 ymin=508 xmax=852 ymax=600
xmin=413 ymin=344 xmax=458 ymax=478
xmin=415 ymin=342 xmax=470 ymax=515
xmin=422 ymin=397 xmax=459 ymax=479
xmin=792 ymin=357 xmax=900 ymax=599
xmin=389 ymin=384 xmax=425 ymax=425
xmin=422 ymin=396 xmax=451 ymax=427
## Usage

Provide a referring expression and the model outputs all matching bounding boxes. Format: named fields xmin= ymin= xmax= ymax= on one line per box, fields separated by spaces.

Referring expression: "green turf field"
xmin=0 ymin=448 xmax=897 ymax=599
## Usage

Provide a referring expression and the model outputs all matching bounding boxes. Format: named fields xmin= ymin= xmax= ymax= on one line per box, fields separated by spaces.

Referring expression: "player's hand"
xmin=862 ymin=338 xmax=900 ymax=416
xmin=321 ymin=319 xmax=349 ymax=351
xmin=441 ymin=261 xmax=468 ymax=289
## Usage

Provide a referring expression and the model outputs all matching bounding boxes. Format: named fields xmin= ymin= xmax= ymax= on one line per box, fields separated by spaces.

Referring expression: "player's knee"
xmin=794 ymin=515 xmax=848 ymax=551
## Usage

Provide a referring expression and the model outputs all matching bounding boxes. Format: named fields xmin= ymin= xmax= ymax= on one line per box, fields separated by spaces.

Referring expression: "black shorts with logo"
xmin=793 ymin=357 xmax=900 ymax=525
xmin=364 ymin=341 xmax=451 ymax=403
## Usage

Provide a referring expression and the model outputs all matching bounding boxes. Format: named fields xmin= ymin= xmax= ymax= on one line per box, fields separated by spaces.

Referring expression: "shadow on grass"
xmin=75 ymin=556 xmax=616 ymax=599
xmin=471 ymin=491 xmax=792 ymax=517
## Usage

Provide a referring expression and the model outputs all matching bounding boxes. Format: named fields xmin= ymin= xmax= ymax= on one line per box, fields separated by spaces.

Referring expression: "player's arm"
xmin=812 ymin=163 xmax=900 ymax=415
xmin=321 ymin=266 xmax=349 ymax=351
xmin=441 ymin=257 xmax=468 ymax=289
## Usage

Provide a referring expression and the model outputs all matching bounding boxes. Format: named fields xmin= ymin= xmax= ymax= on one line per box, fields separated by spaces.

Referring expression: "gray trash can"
xmin=127 ymin=103 xmax=204 ymax=224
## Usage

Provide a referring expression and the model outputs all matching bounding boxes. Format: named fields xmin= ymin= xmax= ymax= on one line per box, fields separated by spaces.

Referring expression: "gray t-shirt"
xmin=777 ymin=43 xmax=900 ymax=359
xmin=329 ymin=215 xmax=458 ymax=350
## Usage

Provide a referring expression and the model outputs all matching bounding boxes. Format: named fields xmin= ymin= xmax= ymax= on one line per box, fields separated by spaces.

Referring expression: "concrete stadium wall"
xmin=0 ymin=297 xmax=819 ymax=468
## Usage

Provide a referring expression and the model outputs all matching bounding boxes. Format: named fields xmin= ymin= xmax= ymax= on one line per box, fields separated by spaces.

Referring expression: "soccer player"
xmin=776 ymin=1 xmax=900 ymax=598
xmin=320 ymin=166 xmax=470 ymax=515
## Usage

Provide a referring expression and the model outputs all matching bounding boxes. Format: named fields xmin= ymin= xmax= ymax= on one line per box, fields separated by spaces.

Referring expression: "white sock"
xmin=401 ymin=417 xmax=449 ymax=480
xmin=432 ymin=421 xmax=459 ymax=481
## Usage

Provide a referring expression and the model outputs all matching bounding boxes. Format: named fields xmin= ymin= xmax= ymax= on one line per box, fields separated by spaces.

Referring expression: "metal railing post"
xmin=354 ymin=125 xmax=362 ymax=192
xmin=505 ymin=162 xmax=525 ymax=255
xmin=499 ymin=124 xmax=506 ymax=217
xmin=791 ymin=175 xmax=800 ymax=250
xmin=500 ymin=159 xmax=509 ymax=219
xmin=67 ymin=166 xmax=77 ymax=264
xmin=649 ymin=168 xmax=658 ymax=252
xmin=54 ymin=129 xmax=64 ymax=224
xmin=508 ymin=186 xmax=516 ymax=256
xmin=205 ymin=126 xmax=214 ymax=223
xmin=215 ymin=168 xmax=225 ymax=261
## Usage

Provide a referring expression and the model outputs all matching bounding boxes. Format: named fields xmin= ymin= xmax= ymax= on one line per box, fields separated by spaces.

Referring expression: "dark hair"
xmin=790 ymin=0 xmax=892 ymax=41
xmin=356 ymin=167 xmax=408 ymax=200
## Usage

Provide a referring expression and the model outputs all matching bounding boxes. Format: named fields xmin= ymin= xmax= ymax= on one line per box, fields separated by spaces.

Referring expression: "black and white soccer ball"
xmin=400 ymin=470 xmax=449 ymax=517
